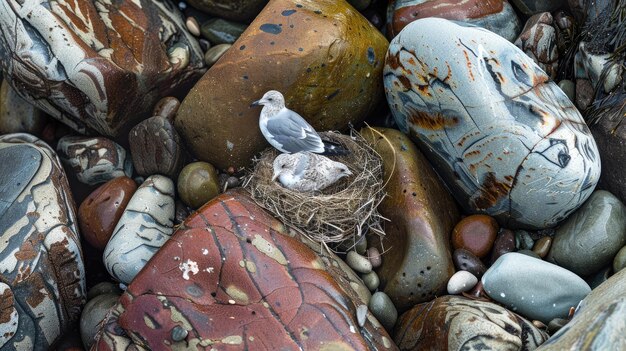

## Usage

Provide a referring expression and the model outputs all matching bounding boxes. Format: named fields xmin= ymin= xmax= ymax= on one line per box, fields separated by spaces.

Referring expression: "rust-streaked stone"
xmin=362 ymin=127 xmax=459 ymax=312
xmin=176 ymin=0 xmax=388 ymax=170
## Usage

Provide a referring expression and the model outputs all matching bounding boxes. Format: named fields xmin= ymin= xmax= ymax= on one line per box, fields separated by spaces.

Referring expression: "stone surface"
xmin=186 ymin=0 xmax=268 ymax=22
xmin=362 ymin=127 xmax=459 ymax=311
xmin=447 ymin=270 xmax=478 ymax=295
xmin=78 ymin=176 xmax=137 ymax=250
xmin=515 ymin=230 xmax=535 ymax=250
xmin=80 ymin=293 xmax=119 ymax=350
xmin=387 ymin=0 xmax=521 ymax=41
xmin=384 ymin=18 xmax=600 ymax=229
xmin=346 ymin=251 xmax=373 ymax=274
xmin=57 ymin=136 xmax=133 ymax=186
xmin=491 ymin=229 xmax=516 ymax=263
xmin=0 ymin=0 xmax=205 ymax=137
xmin=177 ymin=161 xmax=220 ymax=209
xmin=369 ymin=292 xmax=398 ymax=332
xmin=532 ymin=236 xmax=552 ymax=258
xmin=395 ymin=295 xmax=548 ymax=350
xmin=452 ymin=248 xmax=487 ymax=279
xmin=152 ymin=97 xmax=181 ymax=122
xmin=537 ymin=268 xmax=626 ymax=351
xmin=86 ymin=282 xmax=122 ymax=301
xmin=0 ymin=80 xmax=47 ymax=135
xmin=204 ymin=43 xmax=232 ymax=67
xmin=510 ymin=0 xmax=565 ymax=15
xmin=614 ymin=245 xmax=626 ymax=273
xmin=452 ymin=215 xmax=499 ymax=258
xmin=201 ymin=18 xmax=248 ymax=45
xmin=177 ymin=0 xmax=388 ymax=169
xmin=103 ymin=175 xmax=175 ymax=284
xmin=482 ymin=252 xmax=591 ymax=323
xmin=514 ymin=12 xmax=559 ymax=79
xmin=93 ymin=190 xmax=396 ymax=350
xmin=558 ymin=80 xmax=575 ymax=102
xmin=129 ymin=116 xmax=185 ymax=178
xmin=547 ymin=190 xmax=626 ymax=277
xmin=590 ymin=111 xmax=626 ymax=205
xmin=585 ymin=265 xmax=612 ymax=290
xmin=0 ymin=133 xmax=86 ymax=350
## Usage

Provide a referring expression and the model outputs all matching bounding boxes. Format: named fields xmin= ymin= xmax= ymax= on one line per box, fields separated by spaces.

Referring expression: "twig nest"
xmin=244 ymin=131 xmax=385 ymax=244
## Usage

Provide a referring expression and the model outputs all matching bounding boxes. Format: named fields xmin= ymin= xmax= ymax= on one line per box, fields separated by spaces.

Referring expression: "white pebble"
xmin=186 ymin=17 xmax=201 ymax=36
xmin=447 ymin=270 xmax=478 ymax=295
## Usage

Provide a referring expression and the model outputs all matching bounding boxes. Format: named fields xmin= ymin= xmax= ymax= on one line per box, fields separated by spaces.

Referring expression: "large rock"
xmin=362 ymin=127 xmax=459 ymax=311
xmin=0 ymin=134 xmax=86 ymax=350
xmin=93 ymin=190 xmax=396 ymax=350
xmin=395 ymin=296 xmax=548 ymax=350
xmin=0 ymin=80 xmax=47 ymax=135
xmin=384 ymin=18 xmax=600 ymax=229
xmin=0 ymin=0 xmax=205 ymax=137
xmin=590 ymin=114 xmax=626 ymax=205
xmin=176 ymin=0 xmax=388 ymax=170
xmin=187 ymin=0 xmax=268 ymax=22
xmin=537 ymin=268 xmax=626 ymax=351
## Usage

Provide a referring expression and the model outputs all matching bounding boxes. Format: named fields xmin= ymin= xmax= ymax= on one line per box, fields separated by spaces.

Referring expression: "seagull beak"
xmin=250 ymin=100 xmax=261 ymax=107
xmin=271 ymin=171 xmax=279 ymax=182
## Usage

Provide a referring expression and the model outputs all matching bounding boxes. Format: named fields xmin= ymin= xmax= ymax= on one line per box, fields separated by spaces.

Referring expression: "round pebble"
xmin=129 ymin=115 xmax=186 ymax=178
xmin=515 ymin=230 xmax=535 ymax=250
xmin=152 ymin=96 xmax=180 ymax=121
xmin=366 ymin=247 xmax=382 ymax=268
xmin=613 ymin=245 xmax=626 ymax=273
xmin=361 ymin=271 xmax=380 ymax=291
xmin=369 ymin=292 xmax=397 ymax=332
xmin=452 ymin=215 xmax=499 ymax=258
xmin=355 ymin=236 xmax=367 ymax=255
xmin=171 ymin=325 xmax=189 ymax=342
xmin=86 ymin=282 xmax=122 ymax=301
xmin=533 ymin=236 xmax=552 ymax=258
xmin=356 ymin=305 xmax=368 ymax=327
xmin=452 ymin=248 xmax=487 ymax=278
xmin=186 ymin=16 xmax=200 ymax=36
xmin=346 ymin=251 xmax=373 ymax=274
xmin=204 ymin=43 xmax=231 ymax=67
xmin=447 ymin=270 xmax=478 ymax=295
xmin=491 ymin=229 xmax=516 ymax=263
xmin=80 ymin=293 xmax=120 ymax=350
xmin=177 ymin=162 xmax=220 ymax=209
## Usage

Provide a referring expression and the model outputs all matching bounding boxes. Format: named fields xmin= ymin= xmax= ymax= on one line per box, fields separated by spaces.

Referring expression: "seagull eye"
xmin=268 ymin=98 xmax=273 ymax=101
xmin=281 ymin=164 xmax=286 ymax=168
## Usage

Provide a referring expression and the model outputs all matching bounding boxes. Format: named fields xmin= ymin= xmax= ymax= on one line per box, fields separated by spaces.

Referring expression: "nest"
xmin=244 ymin=130 xmax=385 ymax=245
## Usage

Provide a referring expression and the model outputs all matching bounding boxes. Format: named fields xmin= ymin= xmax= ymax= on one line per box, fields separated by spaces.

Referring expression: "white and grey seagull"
xmin=250 ymin=90 xmax=348 ymax=155
xmin=272 ymin=152 xmax=352 ymax=192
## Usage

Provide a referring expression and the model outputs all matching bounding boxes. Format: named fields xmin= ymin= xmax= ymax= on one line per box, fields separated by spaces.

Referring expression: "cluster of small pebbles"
xmin=0 ymin=0 xmax=625 ymax=350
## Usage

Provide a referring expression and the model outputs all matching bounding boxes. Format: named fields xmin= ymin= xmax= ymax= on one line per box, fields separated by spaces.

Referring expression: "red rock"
xmin=452 ymin=215 xmax=499 ymax=258
xmin=79 ymin=177 xmax=137 ymax=250
xmin=490 ymin=229 xmax=516 ymax=264
xmin=93 ymin=190 xmax=396 ymax=350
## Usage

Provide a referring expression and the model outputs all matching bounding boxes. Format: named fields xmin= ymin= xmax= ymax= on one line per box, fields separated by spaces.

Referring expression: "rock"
xmin=590 ymin=111 xmax=626 ymax=205
xmin=129 ymin=116 xmax=185 ymax=178
xmin=546 ymin=318 xmax=568 ymax=335
xmin=201 ymin=18 xmax=248 ymax=45
xmin=80 ymin=293 xmax=120 ymax=350
xmin=558 ymin=80 xmax=575 ymax=102
xmin=362 ymin=271 xmax=380 ymax=291
xmin=185 ymin=0 xmax=268 ymax=22
xmin=518 ymin=249 xmax=542 ymax=259
xmin=482 ymin=252 xmax=591 ymax=323
xmin=614 ymin=245 xmax=626 ymax=273
xmin=537 ymin=268 xmax=626 ymax=350
xmin=369 ymin=292 xmax=398 ymax=332
xmin=452 ymin=215 xmax=499 ymax=258
xmin=152 ymin=97 xmax=181 ymax=122
xmin=514 ymin=12 xmax=559 ymax=79
xmin=203 ymin=43 xmax=232 ymax=67
xmin=103 ymin=175 xmax=175 ymax=284
xmin=362 ymin=127 xmax=459 ymax=311
xmin=367 ymin=247 xmax=382 ymax=268
xmin=515 ymin=230 xmax=535 ymax=250
xmin=79 ymin=176 xmax=137 ymax=250
xmin=547 ymin=191 xmax=626 ymax=277
xmin=387 ymin=0 xmax=521 ymax=42
xmin=532 ymin=236 xmax=552 ymax=258
xmin=0 ymin=133 xmax=86 ymax=349
xmin=347 ymin=251 xmax=373 ymax=274
xmin=348 ymin=0 xmax=372 ymax=11
xmin=86 ymin=282 xmax=123 ymax=301
xmin=177 ymin=161 xmax=220 ymax=209
xmin=575 ymin=79 xmax=594 ymax=110
xmin=384 ymin=18 xmax=600 ymax=229
xmin=93 ymin=190 xmax=395 ymax=350
xmin=394 ymin=295 xmax=548 ymax=350
xmin=510 ymin=0 xmax=565 ymax=15
xmin=177 ymin=0 xmax=388 ymax=170
xmin=585 ymin=265 xmax=612 ymax=290
xmin=0 ymin=0 xmax=205 ymax=137
xmin=453 ymin=248 xmax=487 ymax=279
xmin=575 ymin=42 xmax=623 ymax=94
xmin=186 ymin=16 xmax=201 ymax=37
xmin=447 ymin=271 xmax=478 ymax=294
xmin=57 ymin=136 xmax=133 ymax=186
xmin=491 ymin=229 xmax=516 ymax=263
xmin=0 ymin=80 xmax=47 ymax=135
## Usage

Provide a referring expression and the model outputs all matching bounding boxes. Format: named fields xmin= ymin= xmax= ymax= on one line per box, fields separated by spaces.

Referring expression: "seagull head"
xmin=250 ymin=90 xmax=285 ymax=109
xmin=271 ymin=153 xmax=293 ymax=181
xmin=330 ymin=163 xmax=353 ymax=182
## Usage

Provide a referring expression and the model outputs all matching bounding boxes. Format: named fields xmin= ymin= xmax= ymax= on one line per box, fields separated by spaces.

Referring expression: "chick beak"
xmin=271 ymin=171 xmax=280 ymax=182
xmin=250 ymin=100 xmax=261 ymax=107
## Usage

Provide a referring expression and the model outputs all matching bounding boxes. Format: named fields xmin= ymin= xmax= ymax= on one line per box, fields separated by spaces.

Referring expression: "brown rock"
xmin=78 ymin=177 xmax=137 ymax=250
xmin=453 ymin=248 xmax=487 ymax=278
xmin=514 ymin=12 xmax=559 ymax=79
xmin=490 ymin=229 xmax=516 ymax=263
xmin=176 ymin=0 xmax=388 ymax=169
xmin=533 ymin=236 xmax=552 ymax=258
xmin=362 ymin=127 xmax=459 ymax=311
xmin=452 ymin=215 xmax=499 ymax=258
xmin=93 ymin=190 xmax=396 ymax=350
xmin=152 ymin=97 xmax=181 ymax=122
xmin=129 ymin=116 xmax=186 ymax=178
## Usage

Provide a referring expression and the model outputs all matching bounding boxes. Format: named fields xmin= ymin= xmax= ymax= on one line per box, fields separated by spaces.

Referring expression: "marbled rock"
xmin=186 ymin=0 xmax=268 ymax=22
xmin=547 ymin=190 xmax=626 ymax=277
xmin=0 ymin=133 xmax=86 ymax=350
xmin=362 ymin=127 xmax=459 ymax=311
xmin=452 ymin=215 xmax=499 ymax=258
xmin=482 ymin=252 xmax=591 ymax=323
xmin=384 ymin=18 xmax=600 ymax=229
xmin=93 ymin=190 xmax=396 ymax=350
xmin=103 ymin=175 xmax=175 ymax=284
xmin=0 ymin=80 xmax=47 ymax=135
xmin=57 ymin=136 xmax=133 ymax=186
xmin=395 ymin=296 xmax=548 ymax=350
xmin=537 ymin=268 xmax=626 ymax=351
xmin=177 ymin=0 xmax=388 ymax=169
xmin=0 ymin=0 xmax=205 ymax=137
xmin=514 ymin=12 xmax=559 ymax=79
xmin=387 ymin=0 xmax=521 ymax=41
xmin=129 ymin=116 xmax=185 ymax=178
xmin=78 ymin=176 xmax=137 ymax=250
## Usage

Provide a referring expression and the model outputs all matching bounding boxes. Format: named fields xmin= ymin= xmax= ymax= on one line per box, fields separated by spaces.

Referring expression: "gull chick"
xmin=251 ymin=90 xmax=348 ymax=155
xmin=272 ymin=152 xmax=352 ymax=192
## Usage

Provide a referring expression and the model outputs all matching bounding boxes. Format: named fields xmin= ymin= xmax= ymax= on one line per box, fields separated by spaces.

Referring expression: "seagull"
xmin=272 ymin=152 xmax=352 ymax=192
xmin=250 ymin=90 xmax=349 ymax=155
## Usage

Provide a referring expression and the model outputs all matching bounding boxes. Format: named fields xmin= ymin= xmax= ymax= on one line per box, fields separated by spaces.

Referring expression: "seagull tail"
xmin=321 ymin=140 xmax=350 ymax=156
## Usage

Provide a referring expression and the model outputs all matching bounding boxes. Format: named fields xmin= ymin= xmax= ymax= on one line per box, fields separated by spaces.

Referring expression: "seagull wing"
xmin=265 ymin=109 xmax=325 ymax=153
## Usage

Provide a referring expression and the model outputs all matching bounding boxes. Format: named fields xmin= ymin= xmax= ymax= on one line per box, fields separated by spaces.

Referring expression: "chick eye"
xmin=268 ymin=98 xmax=273 ymax=101
xmin=281 ymin=164 xmax=286 ymax=168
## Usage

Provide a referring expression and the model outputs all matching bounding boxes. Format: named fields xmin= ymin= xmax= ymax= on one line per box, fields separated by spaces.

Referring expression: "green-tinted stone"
xmin=177 ymin=162 xmax=220 ymax=209
xmin=201 ymin=18 xmax=247 ymax=45
xmin=614 ymin=245 xmax=626 ymax=273
xmin=369 ymin=291 xmax=397 ymax=332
